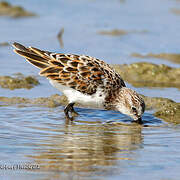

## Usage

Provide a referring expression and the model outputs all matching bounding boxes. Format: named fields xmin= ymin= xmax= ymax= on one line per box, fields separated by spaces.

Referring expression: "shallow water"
xmin=0 ymin=0 xmax=180 ymax=179
xmin=1 ymin=106 xmax=179 ymax=180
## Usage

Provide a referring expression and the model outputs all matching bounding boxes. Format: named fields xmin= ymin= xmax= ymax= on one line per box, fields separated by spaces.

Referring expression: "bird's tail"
xmin=12 ymin=42 xmax=51 ymax=69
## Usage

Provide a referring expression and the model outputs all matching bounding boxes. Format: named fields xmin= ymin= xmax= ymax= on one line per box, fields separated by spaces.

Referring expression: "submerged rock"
xmin=131 ymin=52 xmax=180 ymax=64
xmin=0 ymin=42 xmax=9 ymax=46
xmin=0 ymin=73 xmax=39 ymax=90
xmin=0 ymin=94 xmax=179 ymax=124
xmin=112 ymin=62 xmax=180 ymax=89
xmin=98 ymin=29 xmax=148 ymax=36
xmin=98 ymin=29 xmax=128 ymax=36
xmin=0 ymin=94 xmax=65 ymax=108
xmin=155 ymin=106 xmax=180 ymax=124
xmin=171 ymin=8 xmax=180 ymax=16
xmin=0 ymin=96 xmax=30 ymax=105
xmin=143 ymin=96 xmax=180 ymax=124
xmin=0 ymin=1 xmax=36 ymax=18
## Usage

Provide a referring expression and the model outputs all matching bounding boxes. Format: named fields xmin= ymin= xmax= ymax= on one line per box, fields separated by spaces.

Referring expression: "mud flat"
xmin=131 ymin=52 xmax=180 ymax=64
xmin=112 ymin=62 xmax=180 ymax=89
xmin=0 ymin=1 xmax=36 ymax=18
xmin=0 ymin=73 xmax=39 ymax=90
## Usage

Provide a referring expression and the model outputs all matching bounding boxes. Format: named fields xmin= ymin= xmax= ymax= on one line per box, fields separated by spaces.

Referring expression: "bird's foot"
xmin=71 ymin=110 xmax=79 ymax=117
xmin=64 ymin=103 xmax=79 ymax=121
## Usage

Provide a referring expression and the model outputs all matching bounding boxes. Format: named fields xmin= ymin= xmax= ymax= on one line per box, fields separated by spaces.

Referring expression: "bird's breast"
xmin=49 ymin=79 xmax=106 ymax=109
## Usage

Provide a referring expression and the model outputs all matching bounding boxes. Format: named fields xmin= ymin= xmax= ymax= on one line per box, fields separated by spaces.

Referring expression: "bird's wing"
xmin=13 ymin=42 xmax=126 ymax=95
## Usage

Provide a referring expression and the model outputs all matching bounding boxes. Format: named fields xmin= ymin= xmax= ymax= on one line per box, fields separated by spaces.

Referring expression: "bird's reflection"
xmin=28 ymin=120 xmax=143 ymax=178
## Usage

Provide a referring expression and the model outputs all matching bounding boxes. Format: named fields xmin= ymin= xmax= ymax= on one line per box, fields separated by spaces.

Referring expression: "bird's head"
xmin=115 ymin=87 xmax=145 ymax=124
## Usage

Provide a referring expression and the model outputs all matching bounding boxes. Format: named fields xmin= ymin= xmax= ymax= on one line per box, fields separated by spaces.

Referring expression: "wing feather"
xmin=13 ymin=42 xmax=126 ymax=95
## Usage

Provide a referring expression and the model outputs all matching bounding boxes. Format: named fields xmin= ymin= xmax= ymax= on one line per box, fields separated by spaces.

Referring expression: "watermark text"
xmin=0 ymin=164 xmax=40 ymax=170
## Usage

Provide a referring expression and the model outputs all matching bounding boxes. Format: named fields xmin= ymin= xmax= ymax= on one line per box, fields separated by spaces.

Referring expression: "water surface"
xmin=1 ymin=106 xmax=179 ymax=180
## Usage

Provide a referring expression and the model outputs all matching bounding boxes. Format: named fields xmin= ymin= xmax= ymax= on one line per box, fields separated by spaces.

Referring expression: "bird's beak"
xmin=133 ymin=117 xmax=143 ymax=124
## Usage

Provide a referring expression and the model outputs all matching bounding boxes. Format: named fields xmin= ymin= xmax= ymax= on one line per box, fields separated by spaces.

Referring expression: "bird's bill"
xmin=133 ymin=117 xmax=143 ymax=124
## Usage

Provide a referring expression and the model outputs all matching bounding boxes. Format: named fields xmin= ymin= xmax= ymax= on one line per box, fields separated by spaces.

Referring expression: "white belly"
xmin=49 ymin=79 xmax=105 ymax=109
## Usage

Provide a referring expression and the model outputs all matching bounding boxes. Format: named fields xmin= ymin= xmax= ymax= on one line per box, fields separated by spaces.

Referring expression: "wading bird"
xmin=13 ymin=42 xmax=145 ymax=123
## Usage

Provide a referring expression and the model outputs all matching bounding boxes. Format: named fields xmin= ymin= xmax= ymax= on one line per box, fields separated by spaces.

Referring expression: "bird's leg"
xmin=64 ymin=103 xmax=73 ymax=120
xmin=64 ymin=103 xmax=78 ymax=120
xmin=70 ymin=103 xmax=79 ymax=116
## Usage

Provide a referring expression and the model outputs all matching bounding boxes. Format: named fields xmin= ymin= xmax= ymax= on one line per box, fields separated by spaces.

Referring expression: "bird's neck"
xmin=103 ymin=88 xmax=122 ymax=110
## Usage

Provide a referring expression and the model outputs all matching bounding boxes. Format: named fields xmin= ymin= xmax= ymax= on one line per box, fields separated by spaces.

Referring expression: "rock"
xmin=0 ymin=1 xmax=36 ymax=18
xmin=0 ymin=73 xmax=39 ymax=90
xmin=98 ymin=29 xmax=128 ymax=36
xmin=98 ymin=29 xmax=148 ymax=36
xmin=112 ymin=62 xmax=180 ymax=89
xmin=171 ymin=8 xmax=180 ymax=16
xmin=131 ymin=52 xmax=180 ymax=64
xmin=0 ymin=42 xmax=9 ymax=46
xmin=142 ymin=95 xmax=180 ymax=124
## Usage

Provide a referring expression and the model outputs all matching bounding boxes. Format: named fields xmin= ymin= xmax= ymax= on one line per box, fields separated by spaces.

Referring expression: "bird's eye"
xmin=132 ymin=107 xmax=137 ymax=112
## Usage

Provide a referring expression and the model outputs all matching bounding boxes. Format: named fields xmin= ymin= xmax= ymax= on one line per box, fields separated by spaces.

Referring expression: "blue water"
xmin=1 ymin=106 xmax=177 ymax=180
xmin=0 ymin=0 xmax=180 ymax=179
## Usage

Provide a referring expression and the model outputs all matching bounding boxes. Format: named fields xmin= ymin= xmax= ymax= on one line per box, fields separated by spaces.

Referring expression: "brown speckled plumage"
xmin=13 ymin=42 xmax=125 ymax=99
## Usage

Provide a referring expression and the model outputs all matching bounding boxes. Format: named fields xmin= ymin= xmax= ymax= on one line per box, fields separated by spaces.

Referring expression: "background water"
xmin=0 ymin=0 xmax=180 ymax=179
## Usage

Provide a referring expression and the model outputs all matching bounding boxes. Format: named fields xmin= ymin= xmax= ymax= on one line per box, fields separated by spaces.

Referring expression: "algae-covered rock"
xmin=142 ymin=95 xmax=180 ymax=124
xmin=0 ymin=96 xmax=30 ymax=105
xmin=0 ymin=73 xmax=39 ymax=90
xmin=31 ymin=94 xmax=67 ymax=108
xmin=98 ymin=29 xmax=147 ymax=36
xmin=98 ymin=29 xmax=128 ymax=36
xmin=0 ymin=94 xmax=67 ymax=108
xmin=0 ymin=94 xmax=66 ymax=108
xmin=0 ymin=42 xmax=9 ymax=46
xmin=171 ymin=8 xmax=180 ymax=15
xmin=0 ymin=1 xmax=36 ymax=18
xmin=131 ymin=52 xmax=180 ymax=64
xmin=112 ymin=62 xmax=180 ymax=89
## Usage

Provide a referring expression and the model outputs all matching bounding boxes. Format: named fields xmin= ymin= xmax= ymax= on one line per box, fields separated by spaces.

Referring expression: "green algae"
xmin=0 ymin=94 xmax=179 ymax=124
xmin=0 ymin=73 xmax=39 ymax=90
xmin=0 ymin=1 xmax=36 ymax=18
xmin=112 ymin=62 xmax=180 ymax=89
xmin=131 ymin=52 xmax=180 ymax=64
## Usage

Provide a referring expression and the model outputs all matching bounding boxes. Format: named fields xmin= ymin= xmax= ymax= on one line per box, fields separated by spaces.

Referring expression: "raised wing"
xmin=13 ymin=42 xmax=126 ymax=95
